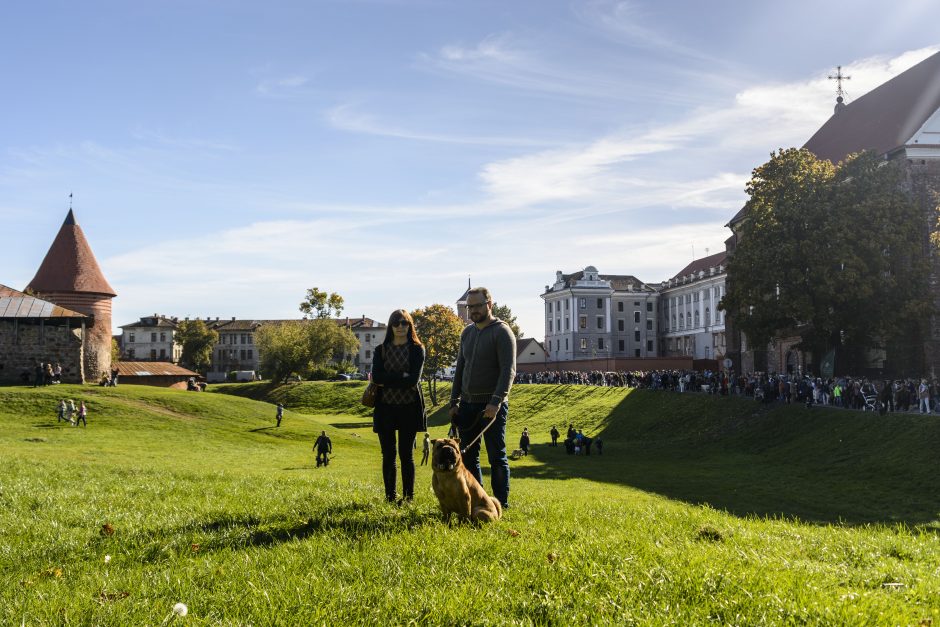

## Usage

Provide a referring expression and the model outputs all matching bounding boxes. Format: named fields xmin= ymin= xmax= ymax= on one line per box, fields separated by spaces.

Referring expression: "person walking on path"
xmin=371 ymin=309 xmax=426 ymax=504
xmin=275 ymin=403 xmax=284 ymax=427
xmin=75 ymin=401 xmax=87 ymax=427
xmin=519 ymin=428 xmax=530 ymax=456
xmin=550 ymin=425 xmax=559 ymax=447
xmin=66 ymin=399 xmax=76 ymax=425
xmin=314 ymin=431 xmax=332 ymax=467
xmin=421 ymin=433 xmax=431 ymax=466
xmin=919 ymin=379 xmax=931 ymax=414
xmin=57 ymin=400 xmax=67 ymax=423
xmin=449 ymin=287 xmax=516 ymax=509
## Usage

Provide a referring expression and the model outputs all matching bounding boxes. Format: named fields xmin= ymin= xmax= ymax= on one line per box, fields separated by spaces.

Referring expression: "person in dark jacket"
xmin=371 ymin=309 xmax=426 ymax=504
xmin=519 ymin=428 xmax=530 ymax=456
xmin=314 ymin=431 xmax=332 ymax=466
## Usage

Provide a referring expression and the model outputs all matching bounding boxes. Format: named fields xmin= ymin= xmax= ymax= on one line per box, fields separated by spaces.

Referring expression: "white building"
xmin=541 ymin=266 xmax=660 ymax=363
xmin=119 ymin=314 xmax=181 ymax=363
xmin=659 ymin=252 xmax=727 ymax=361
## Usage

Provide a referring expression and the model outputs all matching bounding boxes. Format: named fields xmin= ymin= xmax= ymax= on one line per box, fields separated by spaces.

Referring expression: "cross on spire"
xmin=828 ymin=65 xmax=851 ymax=101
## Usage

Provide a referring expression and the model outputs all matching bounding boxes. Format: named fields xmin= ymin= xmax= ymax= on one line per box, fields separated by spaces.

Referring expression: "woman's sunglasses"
xmin=392 ymin=320 xmax=410 ymax=327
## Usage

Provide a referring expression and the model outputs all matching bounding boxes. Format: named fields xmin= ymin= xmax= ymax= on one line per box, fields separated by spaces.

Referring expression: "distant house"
xmin=658 ymin=252 xmax=727 ymax=361
xmin=115 ymin=361 xmax=200 ymax=389
xmin=516 ymin=337 xmax=548 ymax=366
xmin=119 ymin=314 xmax=181 ymax=362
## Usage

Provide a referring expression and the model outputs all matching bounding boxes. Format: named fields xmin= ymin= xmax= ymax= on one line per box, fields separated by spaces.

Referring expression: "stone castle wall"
xmin=0 ymin=319 xmax=85 ymax=383
xmin=38 ymin=291 xmax=112 ymax=382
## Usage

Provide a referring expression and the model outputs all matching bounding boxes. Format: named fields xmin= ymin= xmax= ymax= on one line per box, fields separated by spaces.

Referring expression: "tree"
xmin=492 ymin=302 xmax=522 ymax=338
xmin=721 ymin=148 xmax=932 ymax=373
xmin=111 ymin=338 xmax=121 ymax=363
xmin=411 ymin=304 xmax=464 ymax=406
xmin=256 ymin=320 xmax=359 ymax=383
xmin=299 ymin=287 xmax=344 ymax=319
xmin=175 ymin=319 xmax=219 ymax=373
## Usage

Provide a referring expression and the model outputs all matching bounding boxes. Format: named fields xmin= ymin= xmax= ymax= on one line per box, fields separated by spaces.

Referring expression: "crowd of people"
xmin=515 ymin=369 xmax=940 ymax=414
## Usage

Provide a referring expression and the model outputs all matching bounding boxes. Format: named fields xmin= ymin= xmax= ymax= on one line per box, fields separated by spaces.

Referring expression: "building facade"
xmin=541 ymin=266 xmax=660 ymax=364
xmin=119 ymin=314 xmax=181 ymax=362
xmin=659 ymin=252 xmax=727 ymax=361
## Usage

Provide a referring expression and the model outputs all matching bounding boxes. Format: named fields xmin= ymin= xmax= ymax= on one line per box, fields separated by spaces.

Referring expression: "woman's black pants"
xmin=377 ymin=429 xmax=417 ymax=501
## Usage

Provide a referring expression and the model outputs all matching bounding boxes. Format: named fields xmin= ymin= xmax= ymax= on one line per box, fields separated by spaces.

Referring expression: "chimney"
xmin=232 ymin=317 xmax=236 ymax=321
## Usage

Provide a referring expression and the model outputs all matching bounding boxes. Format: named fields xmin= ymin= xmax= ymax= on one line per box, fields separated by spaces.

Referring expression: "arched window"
xmin=679 ymin=313 xmax=684 ymax=328
xmin=705 ymin=308 xmax=710 ymax=325
xmin=694 ymin=310 xmax=700 ymax=327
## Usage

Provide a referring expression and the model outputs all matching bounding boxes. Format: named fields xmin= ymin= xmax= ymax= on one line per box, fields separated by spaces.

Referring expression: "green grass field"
xmin=2 ymin=382 xmax=938 ymax=625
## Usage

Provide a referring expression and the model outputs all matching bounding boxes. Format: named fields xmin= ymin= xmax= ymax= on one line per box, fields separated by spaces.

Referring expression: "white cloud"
xmin=256 ymin=75 xmax=310 ymax=96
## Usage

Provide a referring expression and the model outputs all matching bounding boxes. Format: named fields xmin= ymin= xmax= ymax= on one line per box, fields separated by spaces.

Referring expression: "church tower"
xmin=27 ymin=210 xmax=116 ymax=382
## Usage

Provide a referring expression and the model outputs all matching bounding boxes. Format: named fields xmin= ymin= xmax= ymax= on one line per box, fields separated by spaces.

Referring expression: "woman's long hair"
xmin=382 ymin=309 xmax=423 ymax=347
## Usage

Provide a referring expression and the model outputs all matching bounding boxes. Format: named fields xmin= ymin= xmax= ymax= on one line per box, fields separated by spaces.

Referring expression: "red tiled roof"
xmin=669 ymin=251 xmax=728 ymax=280
xmin=27 ymin=210 xmax=116 ymax=296
xmin=0 ymin=284 xmax=87 ymax=318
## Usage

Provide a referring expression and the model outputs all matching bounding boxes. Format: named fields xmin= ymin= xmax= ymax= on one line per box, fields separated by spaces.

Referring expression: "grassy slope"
xmin=1 ymin=383 xmax=938 ymax=625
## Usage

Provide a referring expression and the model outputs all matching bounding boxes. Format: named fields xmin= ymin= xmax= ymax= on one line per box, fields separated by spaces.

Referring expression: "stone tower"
xmin=27 ymin=210 xmax=116 ymax=382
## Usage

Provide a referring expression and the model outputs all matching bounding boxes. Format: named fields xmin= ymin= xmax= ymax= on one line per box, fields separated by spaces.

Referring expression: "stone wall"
xmin=0 ymin=319 xmax=85 ymax=383
xmin=37 ymin=291 xmax=113 ymax=382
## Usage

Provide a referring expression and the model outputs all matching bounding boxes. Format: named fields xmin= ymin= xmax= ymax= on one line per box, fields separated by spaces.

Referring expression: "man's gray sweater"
xmin=450 ymin=319 xmax=516 ymax=407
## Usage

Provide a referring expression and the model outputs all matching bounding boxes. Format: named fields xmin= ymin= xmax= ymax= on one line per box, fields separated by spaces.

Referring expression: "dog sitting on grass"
xmin=430 ymin=438 xmax=502 ymax=523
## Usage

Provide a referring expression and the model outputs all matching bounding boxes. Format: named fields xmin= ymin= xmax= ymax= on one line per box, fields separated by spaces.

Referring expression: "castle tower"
xmin=27 ymin=210 xmax=116 ymax=382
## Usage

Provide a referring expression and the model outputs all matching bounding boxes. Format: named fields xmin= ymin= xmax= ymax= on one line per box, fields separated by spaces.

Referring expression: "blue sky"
xmin=2 ymin=0 xmax=938 ymax=338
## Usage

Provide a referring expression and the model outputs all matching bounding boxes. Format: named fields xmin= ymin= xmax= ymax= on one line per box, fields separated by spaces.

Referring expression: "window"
xmin=647 ymin=302 xmax=653 ymax=312
xmin=565 ymin=338 xmax=568 ymax=350
xmin=596 ymin=298 xmax=603 ymax=308
xmin=366 ymin=350 xmax=372 ymax=358
xmin=247 ymin=350 xmax=253 ymax=360
xmin=694 ymin=310 xmax=700 ymax=327
xmin=556 ymin=340 xmax=560 ymax=351
xmin=694 ymin=292 xmax=699 ymax=302
xmin=634 ymin=301 xmax=640 ymax=306
xmin=618 ymin=340 xmax=625 ymax=351
xmin=618 ymin=319 xmax=624 ymax=331
xmin=680 ymin=313 xmax=684 ymax=328
xmin=598 ymin=338 xmax=604 ymax=350
xmin=565 ymin=318 xmax=570 ymax=330
xmin=151 ymin=333 xmax=157 ymax=342
xmin=365 ymin=334 xmax=371 ymax=343
xmin=564 ymin=300 xmax=569 ymax=310
xmin=596 ymin=316 xmax=604 ymax=329
xmin=634 ymin=349 xmax=641 ymax=357
xmin=705 ymin=308 xmax=711 ymax=325
xmin=579 ymin=316 xmax=587 ymax=329
xmin=150 ymin=349 xmax=157 ymax=360
xmin=129 ymin=333 xmax=135 ymax=343
xmin=549 ymin=320 xmax=553 ymax=332
xmin=634 ymin=311 xmax=640 ymax=323
xmin=647 ymin=340 xmax=653 ymax=352
xmin=618 ymin=302 xmax=624 ymax=312
xmin=580 ymin=338 xmax=587 ymax=350
xmin=159 ymin=348 xmax=166 ymax=359
xmin=579 ymin=298 xmax=586 ymax=309
xmin=646 ymin=320 xmax=653 ymax=331
xmin=127 ymin=349 xmax=135 ymax=358
xmin=160 ymin=332 xmax=166 ymax=342
xmin=634 ymin=331 xmax=641 ymax=342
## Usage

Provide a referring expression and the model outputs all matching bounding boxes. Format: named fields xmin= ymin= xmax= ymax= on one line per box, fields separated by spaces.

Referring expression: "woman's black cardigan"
xmin=371 ymin=342 xmax=427 ymax=432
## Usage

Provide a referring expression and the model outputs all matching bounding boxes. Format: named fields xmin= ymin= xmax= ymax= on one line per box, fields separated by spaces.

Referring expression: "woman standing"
xmin=371 ymin=309 xmax=426 ymax=504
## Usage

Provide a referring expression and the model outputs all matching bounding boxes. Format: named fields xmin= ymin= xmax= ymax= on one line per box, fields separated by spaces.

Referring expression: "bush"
xmin=307 ymin=365 xmax=339 ymax=381
xmin=226 ymin=371 xmax=238 ymax=382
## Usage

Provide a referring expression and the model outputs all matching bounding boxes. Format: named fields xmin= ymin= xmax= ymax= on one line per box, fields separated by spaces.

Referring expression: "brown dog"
xmin=430 ymin=438 xmax=502 ymax=522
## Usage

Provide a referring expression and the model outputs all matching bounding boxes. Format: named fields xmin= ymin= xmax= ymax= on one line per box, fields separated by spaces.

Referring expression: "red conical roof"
xmin=27 ymin=210 xmax=116 ymax=297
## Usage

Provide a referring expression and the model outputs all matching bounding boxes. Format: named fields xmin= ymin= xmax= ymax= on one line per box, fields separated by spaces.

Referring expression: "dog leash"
xmin=459 ymin=410 xmax=498 ymax=455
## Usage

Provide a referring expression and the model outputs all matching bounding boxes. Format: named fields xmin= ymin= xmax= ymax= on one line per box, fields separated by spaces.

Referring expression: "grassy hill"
xmin=2 ymin=382 xmax=938 ymax=624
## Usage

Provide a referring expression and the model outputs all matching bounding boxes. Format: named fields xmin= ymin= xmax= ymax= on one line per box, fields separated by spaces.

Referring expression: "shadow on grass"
xmin=521 ymin=390 xmax=940 ymax=527
xmin=144 ymin=502 xmax=445 ymax=557
xmin=330 ymin=421 xmax=373 ymax=429
xmin=248 ymin=426 xmax=277 ymax=432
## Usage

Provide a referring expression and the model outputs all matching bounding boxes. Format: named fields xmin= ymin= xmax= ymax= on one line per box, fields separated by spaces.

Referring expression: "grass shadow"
xmin=523 ymin=390 xmax=940 ymax=527
xmin=330 ymin=421 xmax=373 ymax=429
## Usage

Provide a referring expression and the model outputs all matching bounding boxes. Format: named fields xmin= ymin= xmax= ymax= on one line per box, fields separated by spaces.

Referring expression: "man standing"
xmin=550 ymin=425 xmax=559 ymax=447
xmin=276 ymin=403 xmax=284 ymax=427
xmin=448 ymin=287 xmax=516 ymax=509
xmin=314 ymin=431 xmax=332 ymax=467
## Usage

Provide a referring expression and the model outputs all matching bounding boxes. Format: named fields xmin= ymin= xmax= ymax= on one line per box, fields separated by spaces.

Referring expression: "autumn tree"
xmin=492 ymin=302 xmax=523 ymax=338
xmin=411 ymin=304 xmax=464 ymax=405
xmin=256 ymin=320 xmax=359 ymax=383
xmin=175 ymin=319 xmax=219 ymax=373
xmin=299 ymin=287 xmax=345 ymax=319
xmin=721 ymin=148 xmax=932 ymax=373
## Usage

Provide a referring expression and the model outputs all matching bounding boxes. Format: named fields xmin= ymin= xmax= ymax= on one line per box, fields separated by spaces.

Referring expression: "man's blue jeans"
xmin=455 ymin=400 xmax=510 ymax=507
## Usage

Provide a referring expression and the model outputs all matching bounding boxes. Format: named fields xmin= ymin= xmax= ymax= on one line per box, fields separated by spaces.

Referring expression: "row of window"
xmin=547 ymin=299 xmax=654 ymax=313
xmin=547 ymin=337 xmax=655 ymax=356
xmin=127 ymin=332 xmax=168 ymax=343
xmin=548 ymin=312 xmax=654 ymax=333
xmin=125 ymin=348 xmax=168 ymax=360
xmin=667 ymin=308 xmax=722 ymax=330
xmin=220 ymin=334 xmax=253 ymax=345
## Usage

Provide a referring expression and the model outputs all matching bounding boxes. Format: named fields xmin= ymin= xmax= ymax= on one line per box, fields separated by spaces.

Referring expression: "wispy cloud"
xmin=256 ymin=75 xmax=310 ymax=96
xmin=326 ymin=103 xmax=564 ymax=147
xmin=131 ymin=129 xmax=239 ymax=152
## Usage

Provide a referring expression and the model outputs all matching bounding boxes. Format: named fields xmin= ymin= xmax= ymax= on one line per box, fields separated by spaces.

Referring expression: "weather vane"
xmin=828 ymin=65 xmax=851 ymax=101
